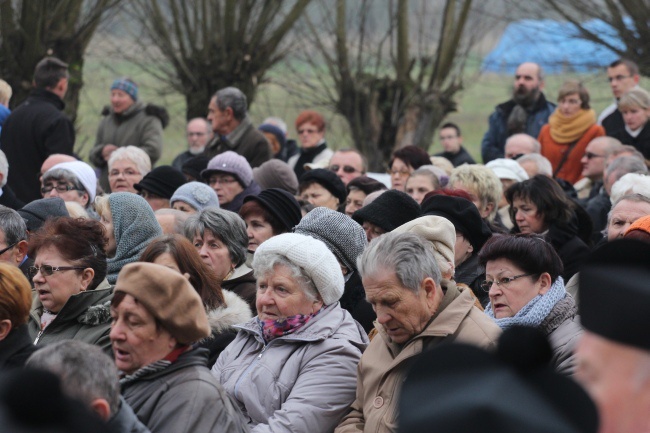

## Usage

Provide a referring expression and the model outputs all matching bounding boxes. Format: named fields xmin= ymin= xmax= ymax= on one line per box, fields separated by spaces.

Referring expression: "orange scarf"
xmin=548 ymin=109 xmax=596 ymax=143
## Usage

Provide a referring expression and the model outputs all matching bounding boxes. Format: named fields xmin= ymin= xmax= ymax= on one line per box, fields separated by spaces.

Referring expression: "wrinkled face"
xmin=139 ymin=190 xmax=170 ymax=212
xmin=329 ymin=151 xmax=364 ymax=185
xmin=621 ymin=105 xmax=650 ymax=131
xmin=607 ymin=64 xmax=637 ymax=99
xmin=100 ymin=210 xmax=117 ymax=258
xmin=504 ymin=136 xmax=536 ymax=159
xmin=580 ymin=140 xmax=607 ymax=180
xmin=362 ymin=221 xmax=386 ymax=242
xmin=405 ymin=174 xmax=436 ymax=205
xmin=297 ymin=122 xmax=324 ymax=149
xmin=245 ymin=213 xmax=274 ymax=252
xmin=485 ymin=258 xmax=547 ymax=318
xmin=42 ymin=178 xmax=88 ymax=207
xmin=208 ymin=173 xmax=244 ymax=206
xmin=558 ymin=92 xmax=582 ymax=117
xmin=32 ymin=245 xmax=91 ymax=314
xmin=110 ymin=89 xmax=135 ymax=115
xmin=0 ymin=230 xmax=21 ymax=266
xmin=110 ymin=294 xmax=177 ymax=375
xmin=345 ymin=189 xmax=366 ymax=217
xmin=171 ymin=200 xmax=197 ymax=214
xmin=390 ymin=158 xmax=413 ymax=192
xmin=207 ymin=97 xmax=230 ymax=136
xmin=454 ymin=232 xmax=473 ymax=267
xmin=512 ymin=197 xmax=546 ymax=234
xmin=607 ymin=200 xmax=650 ymax=240
xmin=193 ymin=230 xmax=233 ymax=281
xmin=108 ymin=159 xmax=143 ymax=193
xmin=364 ymin=269 xmax=437 ymax=344
xmin=513 ymin=63 xmax=542 ymax=101
xmin=300 ymin=183 xmax=339 ymax=210
xmin=186 ymin=119 xmax=211 ymax=153
xmin=256 ymin=265 xmax=322 ymax=320
xmin=575 ymin=331 xmax=650 ymax=433
xmin=439 ymin=127 xmax=462 ymax=153
xmin=152 ymin=252 xmax=181 ymax=273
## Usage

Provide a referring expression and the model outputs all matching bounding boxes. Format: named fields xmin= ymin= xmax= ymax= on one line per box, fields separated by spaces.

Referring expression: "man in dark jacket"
xmin=434 ymin=122 xmax=476 ymax=167
xmin=481 ymin=62 xmax=555 ymax=163
xmin=0 ymin=57 xmax=75 ymax=203
xmin=204 ymin=86 xmax=271 ymax=168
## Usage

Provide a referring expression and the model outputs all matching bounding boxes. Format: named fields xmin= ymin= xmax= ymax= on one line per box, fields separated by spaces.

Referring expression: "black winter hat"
xmin=400 ymin=327 xmax=598 ymax=433
xmin=580 ymin=238 xmax=650 ymax=351
xmin=421 ymin=194 xmax=492 ymax=250
xmin=299 ymin=169 xmax=347 ymax=205
xmin=244 ymin=188 xmax=302 ymax=233
xmin=18 ymin=198 xmax=69 ymax=232
xmin=134 ymin=165 xmax=187 ymax=199
xmin=352 ymin=190 xmax=420 ymax=232
xmin=181 ymin=156 xmax=210 ymax=181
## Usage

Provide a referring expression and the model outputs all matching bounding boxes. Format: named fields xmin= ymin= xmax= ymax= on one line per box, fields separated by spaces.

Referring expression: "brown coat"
xmin=335 ymin=283 xmax=501 ymax=433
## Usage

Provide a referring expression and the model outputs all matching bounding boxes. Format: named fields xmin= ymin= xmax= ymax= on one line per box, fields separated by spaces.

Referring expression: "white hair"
xmin=518 ymin=153 xmax=552 ymax=177
xmin=108 ymin=146 xmax=152 ymax=176
xmin=610 ymin=173 xmax=650 ymax=205
xmin=0 ymin=149 xmax=8 ymax=187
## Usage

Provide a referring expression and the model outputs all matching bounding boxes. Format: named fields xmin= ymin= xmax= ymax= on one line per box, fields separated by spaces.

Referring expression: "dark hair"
xmin=505 ymin=175 xmax=574 ymax=230
xmin=609 ymin=58 xmax=639 ymax=77
xmin=239 ymin=200 xmax=286 ymax=236
xmin=346 ymin=175 xmax=387 ymax=196
xmin=295 ymin=110 xmax=325 ymax=132
xmin=389 ymin=145 xmax=431 ymax=170
xmin=28 ymin=217 xmax=107 ymax=290
xmin=440 ymin=122 xmax=461 ymax=137
xmin=139 ymin=234 xmax=225 ymax=310
xmin=422 ymin=188 xmax=474 ymax=204
xmin=479 ymin=234 xmax=564 ymax=284
xmin=34 ymin=57 xmax=69 ymax=90
xmin=557 ymin=80 xmax=590 ymax=109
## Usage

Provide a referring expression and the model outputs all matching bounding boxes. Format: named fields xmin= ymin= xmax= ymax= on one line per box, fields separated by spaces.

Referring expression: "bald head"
xmin=505 ymin=134 xmax=541 ymax=159
xmin=41 ymin=154 xmax=77 ymax=175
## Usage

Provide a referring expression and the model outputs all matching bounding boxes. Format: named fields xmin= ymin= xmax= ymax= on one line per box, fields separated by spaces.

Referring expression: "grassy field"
xmin=75 ymin=55 xmax=650 ymax=166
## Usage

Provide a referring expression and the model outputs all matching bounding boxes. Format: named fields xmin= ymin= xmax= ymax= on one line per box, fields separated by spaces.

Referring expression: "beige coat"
xmin=335 ymin=283 xmax=502 ymax=433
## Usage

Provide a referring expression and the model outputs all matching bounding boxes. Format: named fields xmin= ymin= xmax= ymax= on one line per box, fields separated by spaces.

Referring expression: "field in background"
xmin=75 ymin=54 xmax=650 ymax=167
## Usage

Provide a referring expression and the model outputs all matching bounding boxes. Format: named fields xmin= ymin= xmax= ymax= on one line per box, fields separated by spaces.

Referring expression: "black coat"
xmin=340 ymin=271 xmax=375 ymax=333
xmin=434 ymin=147 xmax=476 ymax=167
xmin=0 ymin=186 xmax=24 ymax=210
xmin=0 ymin=325 xmax=38 ymax=369
xmin=0 ymin=89 xmax=75 ymax=203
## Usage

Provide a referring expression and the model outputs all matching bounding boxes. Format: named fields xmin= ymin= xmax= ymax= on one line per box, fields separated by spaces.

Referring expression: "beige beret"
xmin=114 ymin=262 xmax=210 ymax=344
xmin=393 ymin=216 xmax=456 ymax=278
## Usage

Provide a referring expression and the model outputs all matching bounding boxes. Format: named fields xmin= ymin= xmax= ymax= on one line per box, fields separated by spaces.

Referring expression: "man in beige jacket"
xmin=335 ymin=231 xmax=501 ymax=433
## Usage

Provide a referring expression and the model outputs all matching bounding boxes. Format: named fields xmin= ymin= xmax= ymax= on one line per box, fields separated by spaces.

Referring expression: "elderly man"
xmin=504 ymin=133 xmax=541 ymax=159
xmin=599 ymin=59 xmax=640 ymax=135
xmin=204 ymin=86 xmax=271 ymax=167
xmin=481 ymin=62 xmax=555 ymax=163
xmin=172 ymin=118 xmax=213 ymax=171
xmin=0 ymin=206 xmax=29 ymax=278
xmin=335 ymin=232 xmax=500 ymax=433
xmin=576 ymin=239 xmax=650 ymax=433
xmin=328 ymin=148 xmax=366 ymax=185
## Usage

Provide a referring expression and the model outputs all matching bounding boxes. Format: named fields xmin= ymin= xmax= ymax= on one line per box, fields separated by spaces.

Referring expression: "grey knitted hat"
xmin=294 ymin=207 xmax=367 ymax=272
xmin=170 ymin=181 xmax=220 ymax=211
xmin=252 ymin=159 xmax=299 ymax=194
xmin=18 ymin=198 xmax=69 ymax=232
xmin=201 ymin=151 xmax=253 ymax=187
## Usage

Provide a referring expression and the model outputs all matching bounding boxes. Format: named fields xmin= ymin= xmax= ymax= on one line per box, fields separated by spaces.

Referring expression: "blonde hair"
xmin=449 ymin=164 xmax=502 ymax=221
xmin=429 ymin=156 xmax=454 ymax=176
xmin=65 ymin=201 xmax=89 ymax=219
xmin=0 ymin=80 xmax=12 ymax=106
xmin=94 ymin=194 xmax=111 ymax=218
xmin=618 ymin=88 xmax=650 ymax=111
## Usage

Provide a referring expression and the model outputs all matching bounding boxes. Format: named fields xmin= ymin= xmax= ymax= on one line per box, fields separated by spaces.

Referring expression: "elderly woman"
xmin=41 ymin=160 xmax=97 ymax=216
xmin=170 ymin=181 xmax=220 ymax=213
xmin=140 ymin=234 xmax=252 ymax=367
xmin=0 ymin=263 xmax=37 ymax=368
xmin=110 ymin=262 xmax=246 ymax=433
xmin=344 ymin=175 xmax=386 ymax=216
xmin=506 ymin=175 xmax=590 ymax=281
xmin=405 ymin=166 xmax=441 ymax=204
xmin=202 ymin=151 xmax=261 ymax=212
xmin=26 ymin=217 xmax=112 ymax=353
xmin=299 ymin=168 xmax=347 ymax=211
xmin=185 ymin=207 xmax=256 ymax=312
xmin=388 ymin=145 xmax=432 ymax=192
xmin=239 ymin=188 xmax=302 ymax=253
xmin=96 ymin=192 xmax=163 ymax=284
xmin=289 ymin=110 xmax=333 ymax=179
xmin=605 ymin=193 xmax=650 ymax=240
xmin=107 ymin=145 xmax=151 ymax=193
xmin=479 ymin=234 xmax=581 ymax=375
xmin=212 ymin=233 xmax=368 ymax=433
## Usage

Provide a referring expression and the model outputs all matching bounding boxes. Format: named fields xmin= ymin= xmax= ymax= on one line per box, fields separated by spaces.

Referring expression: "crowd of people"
xmin=0 ymin=55 xmax=648 ymax=433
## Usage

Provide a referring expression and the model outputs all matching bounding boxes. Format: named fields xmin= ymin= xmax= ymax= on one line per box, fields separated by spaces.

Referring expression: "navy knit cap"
xmin=111 ymin=77 xmax=138 ymax=101
xmin=134 ymin=165 xmax=187 ymax=199
xmin=300 ymin=168 xmax=347 ymax=205
xmin=352 ymin=190 xmax=420 ymax=232
xmin=258 ymin=124 xmax=286 ymax=149
xmin=244 ymin=188 xmax=302 ymax=233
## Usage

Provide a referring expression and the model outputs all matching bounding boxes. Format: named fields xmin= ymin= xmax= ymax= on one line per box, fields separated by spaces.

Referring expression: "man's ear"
xmin=90 ymin=398 xmax=111 ymax=421
xmin=14 ymin=240 xmax=28 ymax=264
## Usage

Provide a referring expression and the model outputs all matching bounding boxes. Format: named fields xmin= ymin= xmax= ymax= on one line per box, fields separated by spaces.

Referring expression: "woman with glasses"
xmin=387 ymin=145 xmax=431 ymax=192
xmin=106 ymin=145 xmax=151 ymax=193
xmin=288 ymin=110 xmax=333 ymax=179
xmin=26 ymin=217 xmax=113 ymax=354
xmin=41 ymin=160 xmax=97 ymax=217
xmin=479 ymin=234 xmax=581 ymax=375
xmin=202 ymin=151 xmax=261 ymax=213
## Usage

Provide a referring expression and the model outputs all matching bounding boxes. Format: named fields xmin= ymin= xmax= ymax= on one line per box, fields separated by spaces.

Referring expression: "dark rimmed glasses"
xmin=0 ymin=241 xmax=18 ymax=256
xmin=480 ymin=273 xmax=532 ymax=292
xmin=329 ymin=164 xmax=359 ymax=174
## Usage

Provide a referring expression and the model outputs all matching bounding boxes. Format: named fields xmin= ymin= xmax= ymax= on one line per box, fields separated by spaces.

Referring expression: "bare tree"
xmin=0 ymin=0 xmax=124 ymax=120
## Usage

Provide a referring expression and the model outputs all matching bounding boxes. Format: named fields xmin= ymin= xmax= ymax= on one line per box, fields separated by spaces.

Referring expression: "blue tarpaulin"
xmin=482 ymin=19 xmax=628 ymax=74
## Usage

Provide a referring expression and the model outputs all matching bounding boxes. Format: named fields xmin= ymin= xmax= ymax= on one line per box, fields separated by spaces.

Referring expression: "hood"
xmin=207 ymin=290 xmax=253 ymax=334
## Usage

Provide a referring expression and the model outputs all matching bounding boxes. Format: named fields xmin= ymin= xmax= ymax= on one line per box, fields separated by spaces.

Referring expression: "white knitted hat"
xmin=49 ymin=160 xmax=98 ymax=202
xmin=253 ymin=232 xmax=344 ymax=305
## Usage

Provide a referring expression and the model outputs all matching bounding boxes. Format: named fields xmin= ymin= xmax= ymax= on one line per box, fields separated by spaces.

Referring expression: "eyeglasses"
xmin=330 ymin=165 xmax=359 ymax=174
xmin=584 ymin=152 xmax=604 ymax=160
xmin=508 ymin=153 xmax=525 ymax=160
xmin=387 ymin=169 xmax=411 ymax=177
xmin=208 ymin=176 xmax=237 ymax=186
xmin=109 ymin=169 xmax=140 ymax=178
xmin=480 ymin=273 xmax=532 ymax=292
xmin=41 ymin=184 xmax=80 ymax=194
xmin=608 ymin=75 xmax=632 ymax=83
xmin=28 ymin=264 xmax=86 ymax=278
xmin=298 ymin=128 xmax=319 ymax=135
xmin=0 ymin=241 xmax=18 ymax=256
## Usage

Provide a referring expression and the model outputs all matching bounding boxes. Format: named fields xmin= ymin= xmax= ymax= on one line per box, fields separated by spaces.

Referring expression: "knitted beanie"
xmin=170 ymin=181 xmax=220 ymax=211
xmin=352 ymin=189 xmax=420 ymax=232
xmin=181 ymin=155 xmax=210 ymax=181
xmin=47 ymin=160 xmax=98 ymax=202
xmin=252 ymin=159 xmax=299 ymax=194
xmin=202 ymin=151 xmax=253 ymax=188
xmin=258 ymin=124 xmax=286 ymax=148
xmin=486 ymin=158 xmax=529 ymax=182
xmin=626 ymin=214 xmax=650 ymax=236
xmin=294 ymin=207 xmax=367 ymax=272
xmin=18 ymin=198 xmax=69 ymax=232
xmin=253 ymin=233 xmax=344 ymax=305
xmin=300 ymin=169 xmax=347 ymax=205
xmin=115 ymin=262 xmax=210 ymax=344
xmin=244 ymin=188 xmax=302 ymax=232
xmin=106 ymin=192 xmax=163 ymax=284
xmin=393 ymin=216 xmax=456 ymax=278
xmin=134 ymin=165 xmax=187 ymax=199
xmin=111 ymin=77 xmax=138 ymax=101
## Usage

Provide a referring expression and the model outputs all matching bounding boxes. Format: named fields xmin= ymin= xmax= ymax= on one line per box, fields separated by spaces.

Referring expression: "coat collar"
xmin=206 ymin=290 xmax=252 ymax=334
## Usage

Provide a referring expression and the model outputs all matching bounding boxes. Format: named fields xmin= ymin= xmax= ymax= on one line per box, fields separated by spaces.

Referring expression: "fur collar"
xmin=206 ymin=290 xmax=252 ymax=334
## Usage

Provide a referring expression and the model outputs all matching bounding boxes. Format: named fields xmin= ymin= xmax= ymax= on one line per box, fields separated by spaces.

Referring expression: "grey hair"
xmin=609 ymin=145 xmax=645 ymax=162
xmin=517 ymin=153 xmax=552 ymax=176
xmin=42 ymin=168 xmax=87 ymax=202
xmin=184 ymin=207 xmax=247 ymax=266
xmin=155 ymin=208 xmax=190 ymax=234
xmin=27 ymin=340 xmax=120 ymax=415
xmin=0 ymin=150 xmax=8 ymax=188
xmin=610 ymin=174 xmax=650 ymax=205
xmin=605 ymin=156 xmax=648 ymax=181
xmin=0 ymin=206 xmax=27 ymax=244
xmin=108 ymin=145 xmax=152 ymax=176
xmin=262 ymin=116 xmax=287 ymax=134
xmin=358 ymin=231 xmax=441 ymax=293
xmin=605 ymin=193 xmax=650 ymax=234
xmin=252 ymin=253 xmax=320 ymax=302
xmin=215 ymin=87 xmax=247 ymax=121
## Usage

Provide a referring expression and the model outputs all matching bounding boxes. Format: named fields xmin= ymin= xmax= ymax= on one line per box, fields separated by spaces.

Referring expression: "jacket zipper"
xmin=233 ymin=340 xmax=274 ymax=401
